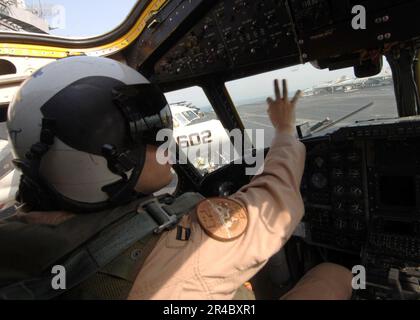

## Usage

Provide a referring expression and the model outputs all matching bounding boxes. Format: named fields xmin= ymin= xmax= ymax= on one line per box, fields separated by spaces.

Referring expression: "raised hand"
xmin=267 ymin=79 xmax=302 ymax=136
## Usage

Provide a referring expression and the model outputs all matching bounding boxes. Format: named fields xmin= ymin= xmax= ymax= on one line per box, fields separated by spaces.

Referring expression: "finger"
xmin=291 ymin=90 xmax=302 ymax=105
xmin=267 ymin=97 xmax=274 ymax=105
xmin=274 ymin=79 xmax=281 ymax=100
xmin=282 ymin=79 xmax=288 ymax=101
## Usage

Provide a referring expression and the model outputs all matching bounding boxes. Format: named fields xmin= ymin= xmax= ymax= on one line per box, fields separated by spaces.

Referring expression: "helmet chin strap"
xmin=15 ymin=118 xmax=147 ymax=214
xmin=101 ymin=144 xmax=147 ymax=206
xmin=14 ymin=118 xmax=58 ymax=211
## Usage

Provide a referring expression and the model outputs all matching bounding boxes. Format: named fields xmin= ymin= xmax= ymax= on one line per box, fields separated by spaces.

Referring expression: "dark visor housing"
xmin=112 ymin=83 xmax=173 ymax=146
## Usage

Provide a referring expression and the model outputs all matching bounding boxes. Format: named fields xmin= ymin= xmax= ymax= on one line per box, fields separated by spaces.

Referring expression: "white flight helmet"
xmin=7 ymin=56 xmax=172 ymax=213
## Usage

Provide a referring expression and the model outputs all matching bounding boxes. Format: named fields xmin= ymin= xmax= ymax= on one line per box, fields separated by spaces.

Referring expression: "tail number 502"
xmin=177 ymin=130 xmax=212 ymax=148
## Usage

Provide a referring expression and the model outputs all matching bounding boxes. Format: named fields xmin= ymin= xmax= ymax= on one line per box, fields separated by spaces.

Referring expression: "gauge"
xmin=311 ymin=173 xmax=328 ymax=189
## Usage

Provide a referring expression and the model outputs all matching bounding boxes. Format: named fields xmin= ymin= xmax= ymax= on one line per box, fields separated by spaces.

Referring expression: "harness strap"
xmin=58 ymin=234 xmax=161 ymax=300
xmin=0 ymin=192 xmax=204 ymax=300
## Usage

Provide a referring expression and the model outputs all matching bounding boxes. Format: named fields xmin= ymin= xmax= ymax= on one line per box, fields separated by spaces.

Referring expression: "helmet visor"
xmin=113 ymin=83 xmax=173 ymax=146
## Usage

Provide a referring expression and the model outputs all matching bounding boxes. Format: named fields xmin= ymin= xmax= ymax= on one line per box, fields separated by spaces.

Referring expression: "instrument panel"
xmin=303 ymin=139 xmax=367 ymax=253
xmin=197 ymin=117 xmax=420 ymax=298
xmin=136 ymin=0 xmax=420 ymax=85
xmin=302 ymin=118 xmax=420 ymax=296
xmin=128 ymin=0 xmax=420 ymax=298
xmin=152 ymin=0 xmax=298 ymax=83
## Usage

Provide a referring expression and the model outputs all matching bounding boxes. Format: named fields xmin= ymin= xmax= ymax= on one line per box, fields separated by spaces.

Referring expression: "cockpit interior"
xmin=0 ymin=0 xmax=420 ymax=300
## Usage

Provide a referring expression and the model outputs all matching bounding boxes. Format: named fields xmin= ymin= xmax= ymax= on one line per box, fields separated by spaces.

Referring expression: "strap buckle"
xmin=142 ymin=199 xmax=178 ymax=234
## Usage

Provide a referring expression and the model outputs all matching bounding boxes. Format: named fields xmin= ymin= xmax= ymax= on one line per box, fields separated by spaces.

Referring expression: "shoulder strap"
xmin=0 ymin=192 xmax=204 ymax=300
xmin=58 ymin=233 xmax=161 ymax=300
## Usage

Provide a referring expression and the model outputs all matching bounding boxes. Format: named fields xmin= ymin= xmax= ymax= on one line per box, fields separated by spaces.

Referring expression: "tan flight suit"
xmin=128 ymin=131 xmax=353 ymax=300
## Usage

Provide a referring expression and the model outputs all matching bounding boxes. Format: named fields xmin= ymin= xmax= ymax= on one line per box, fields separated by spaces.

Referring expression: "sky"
xmin=22 ymin=1 xmax=393 ymax=108
xmin=27 ymin=0 xmax=137 ymax=37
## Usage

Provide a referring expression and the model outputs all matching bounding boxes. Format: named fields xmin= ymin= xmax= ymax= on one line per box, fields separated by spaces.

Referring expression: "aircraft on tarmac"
xmin=170 ymin=102 xmax=233 ymax=174
xmin=303 ymin=72 xmax=394 ymax=96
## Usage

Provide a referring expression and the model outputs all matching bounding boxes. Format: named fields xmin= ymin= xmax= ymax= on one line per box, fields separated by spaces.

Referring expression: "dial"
xmin=311 ymin=173 xmax=328 ymax=189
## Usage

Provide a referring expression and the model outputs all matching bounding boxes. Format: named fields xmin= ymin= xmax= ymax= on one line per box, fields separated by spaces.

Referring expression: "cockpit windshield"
xmin=183 ymin=110 xmax=200 ymax=122
xmin=226 ymin=58 xmax=397 ymax=149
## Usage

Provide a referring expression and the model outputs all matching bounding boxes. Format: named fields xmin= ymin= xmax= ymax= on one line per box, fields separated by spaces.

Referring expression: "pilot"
xmin=3 ymin=56 xmax=353 ymax=300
